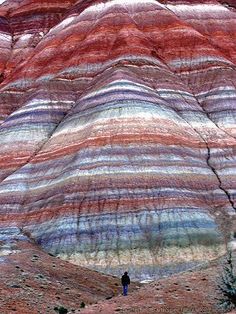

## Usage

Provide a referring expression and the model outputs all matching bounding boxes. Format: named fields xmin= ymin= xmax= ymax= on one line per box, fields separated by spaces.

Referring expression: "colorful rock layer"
xmin=0 ymin=0 xmax=235 ymax=279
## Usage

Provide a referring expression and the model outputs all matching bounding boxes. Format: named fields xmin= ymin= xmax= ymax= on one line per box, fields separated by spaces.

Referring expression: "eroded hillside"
xmin=0 ymin=0 xmax=235 ymax=280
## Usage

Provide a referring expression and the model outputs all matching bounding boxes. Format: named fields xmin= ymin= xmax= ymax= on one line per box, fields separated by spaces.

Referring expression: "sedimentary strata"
xmin=0 ymin=0 xmax=235 ymax=279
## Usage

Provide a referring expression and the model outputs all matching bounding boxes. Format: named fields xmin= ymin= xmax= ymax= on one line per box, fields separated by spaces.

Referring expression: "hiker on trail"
xmin=121 ymin=271 xmax=130 ymax=296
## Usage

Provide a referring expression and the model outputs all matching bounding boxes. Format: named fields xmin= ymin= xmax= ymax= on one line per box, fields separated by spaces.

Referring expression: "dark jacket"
xmin=121 ymin=274 xmax=130 ymax=286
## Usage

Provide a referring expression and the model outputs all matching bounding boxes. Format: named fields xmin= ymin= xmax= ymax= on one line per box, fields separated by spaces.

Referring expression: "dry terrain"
xmin=0 ymin=240 xmax=232 ymax=314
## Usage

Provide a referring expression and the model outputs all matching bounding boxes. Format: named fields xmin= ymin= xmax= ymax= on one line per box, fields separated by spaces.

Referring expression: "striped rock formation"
xmin=0 ymin=0 xmax=236 ymax=280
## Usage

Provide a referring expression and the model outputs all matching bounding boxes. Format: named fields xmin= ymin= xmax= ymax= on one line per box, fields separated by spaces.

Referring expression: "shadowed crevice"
xmin=206 ymin=145 xmax=235 ymax=210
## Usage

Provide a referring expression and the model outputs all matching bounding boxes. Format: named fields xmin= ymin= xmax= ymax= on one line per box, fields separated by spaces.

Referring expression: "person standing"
xmin=121 ymin=271 xmax=130 ymax=296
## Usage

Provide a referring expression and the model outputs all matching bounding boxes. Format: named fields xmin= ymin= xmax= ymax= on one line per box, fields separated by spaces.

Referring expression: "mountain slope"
xmin=0 ymin=0 xmax=235 ymax=280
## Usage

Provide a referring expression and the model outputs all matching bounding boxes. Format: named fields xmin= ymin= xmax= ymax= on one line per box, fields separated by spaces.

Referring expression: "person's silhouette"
xmin=121 ymin=271 xmax=130 ymax=296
